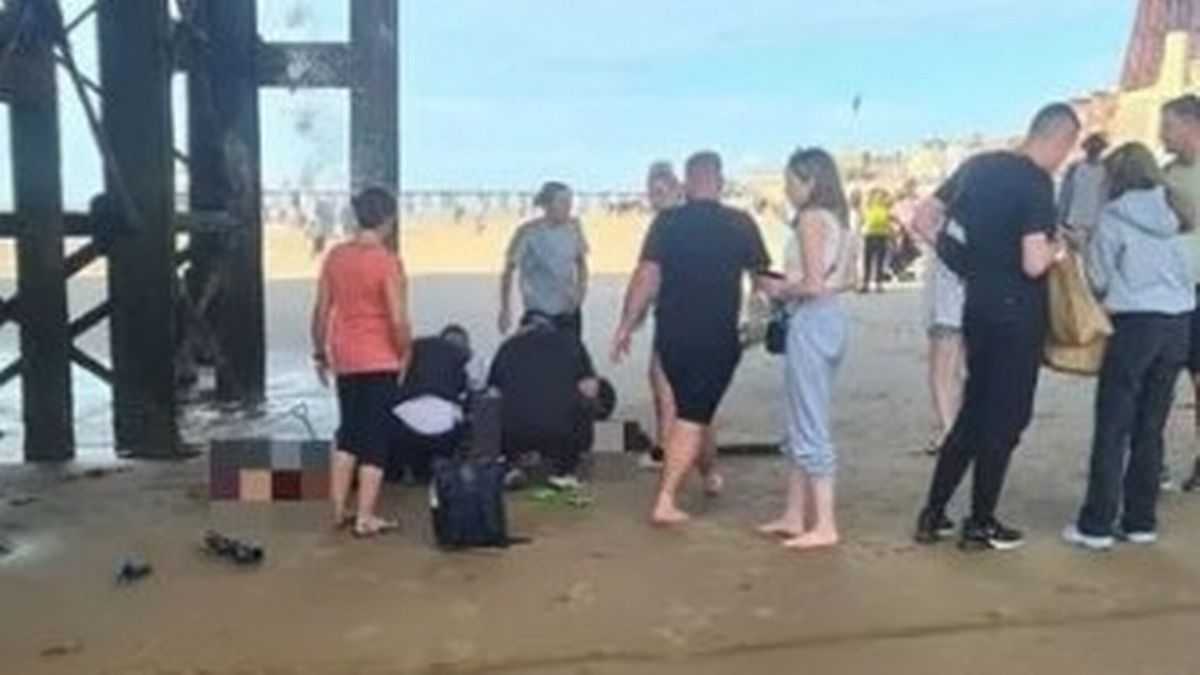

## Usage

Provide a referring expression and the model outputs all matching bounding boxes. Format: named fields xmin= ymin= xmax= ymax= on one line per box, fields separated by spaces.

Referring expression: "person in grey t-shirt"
xmin=499 ymin=181 xmax=590 ymax=336
xmin=1058 ymin=133 xmax=1109 ymax=251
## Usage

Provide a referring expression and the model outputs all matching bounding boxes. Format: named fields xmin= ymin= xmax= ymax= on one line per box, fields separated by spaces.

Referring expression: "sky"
xmin=0 ymin=0 xmax=1140 ymax=208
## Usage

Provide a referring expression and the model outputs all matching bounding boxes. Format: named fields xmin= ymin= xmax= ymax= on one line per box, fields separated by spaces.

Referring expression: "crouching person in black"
xmin=387 ymin=325 xmax=477 ymax=484
xmin=489 ymin=314 xmax=600 ymax=490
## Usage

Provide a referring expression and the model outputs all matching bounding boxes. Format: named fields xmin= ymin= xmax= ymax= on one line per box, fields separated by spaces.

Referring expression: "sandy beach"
xmin=1 ymin=221 xmax=1199 ymax=674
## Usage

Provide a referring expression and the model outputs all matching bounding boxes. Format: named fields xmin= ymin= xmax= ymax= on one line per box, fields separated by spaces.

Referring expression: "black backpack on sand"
xmin=429 ymin=391 xmax=531 ymax=550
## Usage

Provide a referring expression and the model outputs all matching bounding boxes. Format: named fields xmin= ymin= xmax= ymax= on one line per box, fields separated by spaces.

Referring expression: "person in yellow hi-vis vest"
xmin=860 ymin=188 xmax=897 ymax=293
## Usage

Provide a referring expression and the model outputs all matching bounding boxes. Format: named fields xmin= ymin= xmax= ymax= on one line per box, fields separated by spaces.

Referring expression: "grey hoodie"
xmin=1086 ymin=187 xmax=1196 ymax=316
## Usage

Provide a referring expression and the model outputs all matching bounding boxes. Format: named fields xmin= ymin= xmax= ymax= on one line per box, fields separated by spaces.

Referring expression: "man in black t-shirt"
xmin=612 ymin=151 xmax=771 ymax=526
xmin=489 ymin=315 xmax=599 ymax=489
xmin=913 ymin=104 xmax=1078 ymax=551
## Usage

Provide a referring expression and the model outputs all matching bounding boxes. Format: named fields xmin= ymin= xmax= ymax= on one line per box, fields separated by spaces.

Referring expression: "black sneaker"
xmin=914 ymin=508 xmax=956 ymax=544
xmin=959 ymin=517 xmax=1024 ymax=552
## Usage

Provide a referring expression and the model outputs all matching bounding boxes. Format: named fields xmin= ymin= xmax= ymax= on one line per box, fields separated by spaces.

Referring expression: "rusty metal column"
xmin=351 ymin=0 xmax=400 ymax=219
xmin=10 ymin=18 xmax=74 ymax=461
xmin=98 ymin=0 xmax=179 ymax=457
xmin=187 ymin=0 xmax=265 ymax=405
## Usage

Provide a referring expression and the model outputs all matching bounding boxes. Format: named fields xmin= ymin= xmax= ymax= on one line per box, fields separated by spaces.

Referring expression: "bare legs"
xmin=695 ymin=426 xmax=724 ymax=496
xmin=758 ymin=469 xmax=839 ymax=549
xmin=782 ymin=475 xmax=838 ymax=549
xmin=928 ymin=331 xmax=965 ymax=452
xmin=757 ymin=469 xmax=809 ymax=537
xmin=331 ymin=448 xmax=391 ymax=534
xmin=650 ymin=354 xmax=676 ymax=451
xmin=331 ymin=449 xmax=357 ymax=526
xmin=652 ymin=420 xmax=707 ymax=526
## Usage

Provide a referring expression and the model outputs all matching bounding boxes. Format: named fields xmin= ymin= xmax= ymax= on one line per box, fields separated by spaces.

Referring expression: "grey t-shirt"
xmin=506 ymin=218 xmax=589 ymax=315
xmin=1060 ymin=161 xmax=1107 ymax=232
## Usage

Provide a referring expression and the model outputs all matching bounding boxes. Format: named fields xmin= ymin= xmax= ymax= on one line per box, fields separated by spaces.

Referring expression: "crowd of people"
xmin=309 ymin=94 xmax=1200 ymax=554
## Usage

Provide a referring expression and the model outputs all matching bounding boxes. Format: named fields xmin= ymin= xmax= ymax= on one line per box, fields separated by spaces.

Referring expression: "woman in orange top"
xmin=311 ymin=187 xmax=411 ymax=538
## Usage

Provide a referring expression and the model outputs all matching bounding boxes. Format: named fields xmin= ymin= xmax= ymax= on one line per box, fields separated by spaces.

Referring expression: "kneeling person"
xmin=389 ymin=325 xmax=475 ymax=483
xmin=489 ymin=315 xmax=599 ymax=490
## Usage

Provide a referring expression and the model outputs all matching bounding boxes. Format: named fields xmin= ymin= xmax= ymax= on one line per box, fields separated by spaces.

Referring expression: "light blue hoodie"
xmin=1086 ymin=187 xmax=1196 ymax=316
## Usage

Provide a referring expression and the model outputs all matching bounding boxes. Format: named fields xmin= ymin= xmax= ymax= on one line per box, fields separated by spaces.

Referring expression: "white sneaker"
xmin=1062 ymin=524 xmax=1114 ymax=552
xmin=547 ymin=475 xmax=583 ymax=491
xmin=1119 ymin=530 xmax=1159 ymax=545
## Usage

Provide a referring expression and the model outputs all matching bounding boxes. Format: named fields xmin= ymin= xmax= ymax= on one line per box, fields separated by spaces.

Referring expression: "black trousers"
xmin=862 ymin=235 xmax=890 ymax=287
xmin=925 ymin=314 xmax=1045 ymax=523
xmin=1078 ymin=313 xmax=1189 ymax=536
xmin=503 ymin=406 xmax=594 ymax=476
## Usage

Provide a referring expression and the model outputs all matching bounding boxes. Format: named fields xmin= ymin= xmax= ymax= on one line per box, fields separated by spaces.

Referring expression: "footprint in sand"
xmin=344 ymin=624 xmax=384 ymax=643
xmin=449 ymin=600 xmax=481 ymax=621
xmin=555 ymin=581 xmax=597 ymax=610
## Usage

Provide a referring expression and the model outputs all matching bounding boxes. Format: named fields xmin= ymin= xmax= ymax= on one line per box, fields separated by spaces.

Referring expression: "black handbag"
xmin=765 ymin=304 xmax=789 ymax=355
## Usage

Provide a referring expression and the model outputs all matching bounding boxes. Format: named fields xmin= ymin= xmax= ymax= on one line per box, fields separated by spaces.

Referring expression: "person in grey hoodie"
xmin=1064 ymin=142 xmax=1196 ymax=552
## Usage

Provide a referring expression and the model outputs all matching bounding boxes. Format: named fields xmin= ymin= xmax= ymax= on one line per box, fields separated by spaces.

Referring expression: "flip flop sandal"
xmin=352 ymin=518 xmax=400 ymax=539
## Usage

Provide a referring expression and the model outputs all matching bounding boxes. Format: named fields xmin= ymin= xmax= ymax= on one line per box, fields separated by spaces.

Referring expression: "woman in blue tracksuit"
xmin=757 ymin=148 xmax=854 ymax=550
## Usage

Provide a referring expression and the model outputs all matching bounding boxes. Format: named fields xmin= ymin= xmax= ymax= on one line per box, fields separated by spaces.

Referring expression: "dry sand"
xmin=1 ymin=220 xmax=1199 ymax=673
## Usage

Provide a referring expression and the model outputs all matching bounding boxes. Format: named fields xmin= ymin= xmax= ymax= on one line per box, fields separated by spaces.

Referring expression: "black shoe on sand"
xmin=914 ymin=508 xmax=956 ymax=544
xmin=959 ymin=517 xmax=1024 ymax=552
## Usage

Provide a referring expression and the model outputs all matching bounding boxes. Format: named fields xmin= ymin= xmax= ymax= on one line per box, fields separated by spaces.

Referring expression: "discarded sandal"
xmin=202 ymin=530 xmax=264 ymax=566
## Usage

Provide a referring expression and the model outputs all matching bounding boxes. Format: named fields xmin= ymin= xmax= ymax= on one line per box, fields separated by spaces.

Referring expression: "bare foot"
xmin=332 ymin=510 xmax=356 ymax=531
xmin=651 ymin=504 xmax=692 ymax=527
xmin=781 ymin=528 xmax=839 ymax=550
xmin=757 ymin=519 xmax=805 ymax=538
xmin=702 ymin=471 xmax=725 ymax=498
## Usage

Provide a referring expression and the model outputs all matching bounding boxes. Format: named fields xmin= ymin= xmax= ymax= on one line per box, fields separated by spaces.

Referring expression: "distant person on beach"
xmin=612 ymin=151 xmax=771 ymax=526
xmin=499 ymin=181 xmax=590 ymax=337
xmin=1159 ymin=94 xmax=1200 ymax=491
xmin=888 ymin=181 xmax=922 ymax=281
xmin=913 ymin=103 xmax=1078 ymax=552
xmin=312 ymin=187 xmax=411 ymax=539
xmin=311 ymin=196 xmax=338 ymax=257
xmin=1058 ymin=133 xmax=1110 ymax=251
xmin=636 ymin=161 xmax=685 ymax=471
xmin=756 ymin=148 xmax=855 ymax=550
xmin=1062 ymin=143 xmax=1194 ymax=551
xmin=860 ymin=188 xmax=897 ymax=293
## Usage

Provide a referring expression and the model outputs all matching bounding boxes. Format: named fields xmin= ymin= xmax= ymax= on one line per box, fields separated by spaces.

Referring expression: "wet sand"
xmin=2 ymin=225 xmax=1200 ymax=673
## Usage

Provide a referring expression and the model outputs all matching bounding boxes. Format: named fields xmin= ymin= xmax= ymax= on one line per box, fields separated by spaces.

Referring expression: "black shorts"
xmin=1190 ymin=286 xmax=1200 ymax=374
xmin=655 ymin=333 xmax=740 ymax=425
xmin=335 ymin=372 xmax=400 ymax=469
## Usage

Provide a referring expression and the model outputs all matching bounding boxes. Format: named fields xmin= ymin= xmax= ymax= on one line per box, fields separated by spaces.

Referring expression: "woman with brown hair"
xmin=312 ymin=187 xmax=411 ymax=538
xmin=757 ymin=148 xmax=857 ymax=549
xmin=1063 ymin=142 xmax=1195 ymax=551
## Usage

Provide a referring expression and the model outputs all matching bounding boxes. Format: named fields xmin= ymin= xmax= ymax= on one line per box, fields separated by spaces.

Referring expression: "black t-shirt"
xmin=936 ymin=152 xmax=1057 ymax=322
xmin=399 ymin=337 xmax=470 ymax=403
xmin=640 ymin=200 xmax=770 ymax=345
xmin=488 ymin=326 xmax=595 ymax=437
